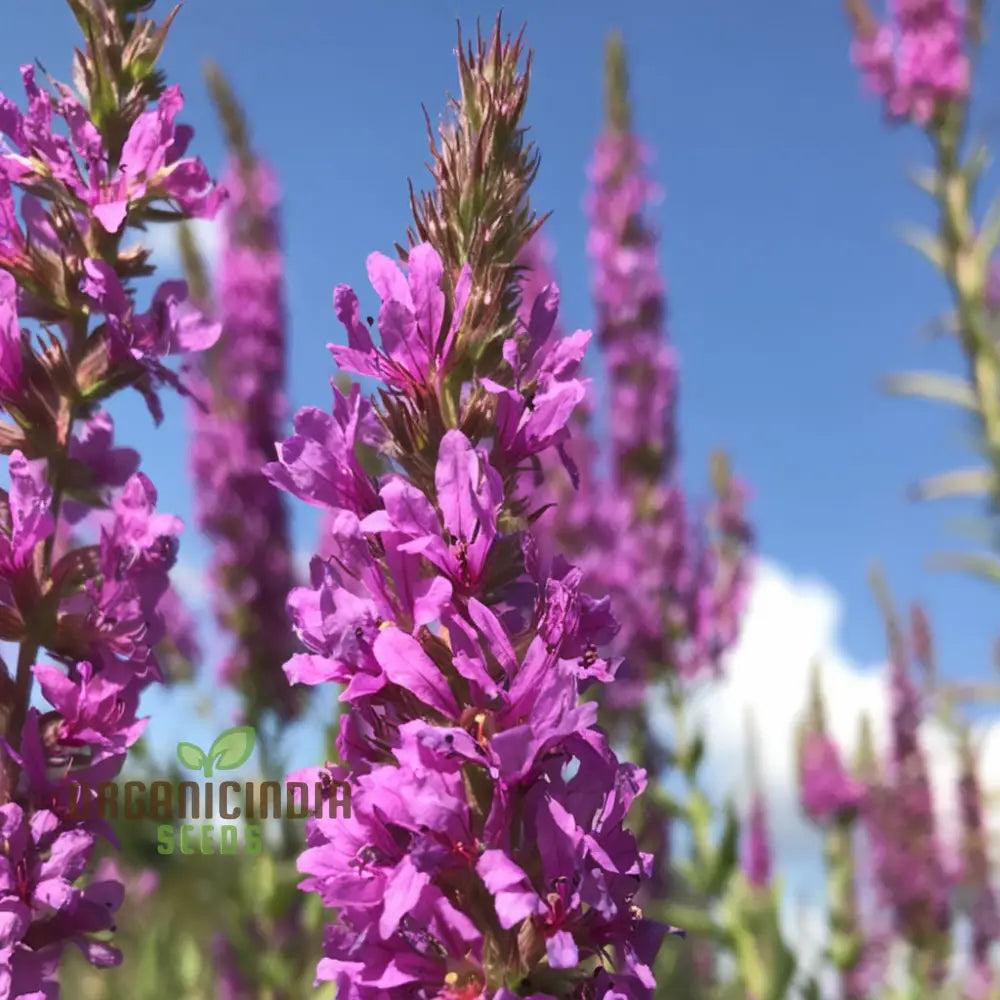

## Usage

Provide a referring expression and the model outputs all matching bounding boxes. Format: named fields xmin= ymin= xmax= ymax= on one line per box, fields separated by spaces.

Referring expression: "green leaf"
xmin=728 ymin=916 xmax=769 ymax=998
xmin=976 ymin=193 xmax=1000 ymax=259
xmin=686 ymin=790 xmax=713 ymax=853
xmin=911 ymin=467 xmax=993 ymax=501
xmin=898 ymin=224 xmax=947 ymax=270
xmin=131 ymin=5 xmax=180 ymax=82
xmin=704 ymin=801 xmax=740 ymax=895
xmin=176 ymin=742 xmax=206 ymax=771
xmin=927 ymin=550 xmax=1000 ymax=584
xmin=207 ymin=725 xmax=256 ymax=773
xmin=906 ymin=164 xmax=939 ymax=195
xmin=962 ymin=141 xmax=991 ymax=186
xmin=676 ymin=729 xmax=705 ymax=777
xmin=883 ymin=371 xmax=978 ymax=411
xmin=917 ymin=311 xmax=959 ymax=342
xmin=942 ymin=512 xmax=996 ymax=545
xmin=178 ymin=934 xmax=202 ymax=989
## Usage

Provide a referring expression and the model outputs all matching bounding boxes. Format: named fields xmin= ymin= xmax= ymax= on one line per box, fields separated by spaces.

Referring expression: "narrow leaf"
xmin=917 ymin=311 xmax=959 ymax=342
xmin=897 ymin=224 xmax=947 ymax=270
xmin=911 ymin=467 xmax=993 ymax=501
xmin=962 ymin=141 xmax=991 ymax=186
xmin=705 ymin=802 xmax=740 ymax=895
xmin=927 ymin=551 xmax=1000 ymax=583
xmin=882 ymin=371 xmax=978 ymax=411
xmin=906 ymin=164 xmax=939 ymax=195
xmin=976 ymin=192 xmax=1000 ymax=259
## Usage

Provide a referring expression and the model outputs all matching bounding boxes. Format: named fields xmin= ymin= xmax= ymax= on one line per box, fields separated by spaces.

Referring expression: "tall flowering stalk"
xmin=266 ymin=20 xmax=671 ymax=998
xmin=801 ymin=579 xmax=1000 ymax=998
xmin=843 ymin=716 xmax=893 ymax=1000
xmin=844 ymin=0 xmax=1000 ymax=581
xmin=796 ymin=666 xmax=870 ymax=998
xmin=174 ymin=65 xmax=321 ymax=1000
xmin=844 ymin=5 xmax=1000 ymax=992
xmin=0 ymin=0 xmax=223 ymax=995
xmin=575 ymin=34 xmax=752 ymax=703
xmin=184 ymin=64 xmax=300 ymax=725
xmin=904 ymin=600 xmax=1000 ymax=998
xmin=524 ymin=34 xmax=755 ymax=997
xmin=739 ymin=724 xmax=772 ymax=894
xmin=867 ymin=573 xmax=954 ymax=988
xmin=956 ymin=728 xmax=1000 ymax=996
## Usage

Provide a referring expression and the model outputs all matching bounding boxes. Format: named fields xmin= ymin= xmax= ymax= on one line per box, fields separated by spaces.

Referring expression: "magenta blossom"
xmin=0 ymin=74 xmax=224 ymax=234
xmin=798 ymin=731 xmax=866 ymax=824
xmin=849 ymin=0 xmax=970 ymax=124
xmin=330 ymin=245 xmax=471 ymax=394
xmin=31 ymin=662 xmax=147 ymax=759
xmin=360 ymin=431 xmax=502 ymax=595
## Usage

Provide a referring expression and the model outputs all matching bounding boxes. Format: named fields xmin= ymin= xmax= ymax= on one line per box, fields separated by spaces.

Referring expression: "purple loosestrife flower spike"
xmin=740 ymin=719 xmax=772 ymax=889
xmin=503 ymin=46 xmax=757 ymax=997
xmin=185 ymin=65 xmax=300 ymax=722
xmin=212 ymin=934 xmax=253 ymax=1000
xmin=268 ymin=18 xmax=672 ymax=998
xmin=522 ymin=39 xmax=754 ymax=967
xmin=866 ymin=572 xmax=952 ymax=976
xmin=741 ymin=793 xmax=772 ymax=891
xmin=564 ymin=33 xmax=753 ymax=701
xmin=0 ymin=2 xmax=223 ymax=994
xmin=956 ymin=730 xmax=1000 ymax=986
xmin=846 ymin=0 xmax=1000 ymax=576
xmin=845 ymin=0 xmax=970 ymax=125
xmin=830 ymin=715 xmax=892 ymax=998
xmin=587 ymin=34 xmax=675 ymax=491
xmin=797 ymin=664 xmax=866 ymax=825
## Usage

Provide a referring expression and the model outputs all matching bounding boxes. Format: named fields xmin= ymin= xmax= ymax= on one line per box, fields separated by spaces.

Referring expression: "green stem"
xmin=823 ymin=819 xmax=864 ymax=989
xmin=933 ymin=106 xmax=1000 ymax=494
xmin=3 ymin=251 xmax=113 ymax=788
xmin=6 ymin=410 xmax=77 ymax=765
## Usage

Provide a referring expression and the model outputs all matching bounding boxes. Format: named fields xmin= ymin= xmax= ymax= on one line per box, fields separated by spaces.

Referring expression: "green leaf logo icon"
xmin=206 ymin=725 xmax=256 ymax=775
xmin=176 ymin=727 xmax=256 ymax=776
xmin=176 ymin=742 xmax=206 ymax=772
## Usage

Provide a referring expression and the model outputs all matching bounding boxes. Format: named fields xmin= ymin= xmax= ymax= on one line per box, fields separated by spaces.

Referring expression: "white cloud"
xmin=141 ymin=216 xmax=222 ymax=276
xmin=671 ymin=559 xmax=1000 ymax=857
xmin=649 ymin=558 xmax=1000 ymax=985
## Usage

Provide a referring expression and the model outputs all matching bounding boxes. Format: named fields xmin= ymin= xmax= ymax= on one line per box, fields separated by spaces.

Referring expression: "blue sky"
xmin=3 ymin=0 xmax=1000 ymax=762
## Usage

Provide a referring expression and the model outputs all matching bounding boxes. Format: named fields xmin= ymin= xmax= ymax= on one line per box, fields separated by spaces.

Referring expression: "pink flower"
xmin=798 ymin=731 xmax=866 ymax=823
xmin=848 ymin=0 xmax=969 ymax=124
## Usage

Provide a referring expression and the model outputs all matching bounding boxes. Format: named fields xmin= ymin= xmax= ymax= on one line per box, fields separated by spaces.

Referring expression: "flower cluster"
xmin=265 ymin=27 xmax=672 ymax=995
xmin=797 ymin=667 xmax=866 ymax=828
xmin=845 ymin=0 xmax=971 ymax=124
xmin=796 ymin=597 xmax=1000 ymax=996
xmin=271 ymin=236 xmax=670 ymax=997
xmin=188 ymin=150 xmax=299 ymax=721
xmin=511 ymin=44 xmax=755 ymax=977
xmin=798 ymin=730 xmax=866 ymax=824
xmin=586 ymin=107 xmax=752 ymax=692
xmin=532 ymin=38 xmax=752 ymax=715
xmin=739 ymin=792 xmax=772 ymax=891
xmin=0 ymin=454 xmax=185 ymax=993
xmin=865 ymin=636 xmax=952 ymax=970
xmin=956 ymin=731 xmax=1000 ymax=992
xmin=0 ymin=1 xmax=222 ymax=994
